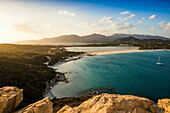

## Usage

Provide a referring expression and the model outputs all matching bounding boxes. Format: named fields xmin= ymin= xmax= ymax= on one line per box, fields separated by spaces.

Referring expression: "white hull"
xmin=157 ymin=63 xmax=164 ymax=65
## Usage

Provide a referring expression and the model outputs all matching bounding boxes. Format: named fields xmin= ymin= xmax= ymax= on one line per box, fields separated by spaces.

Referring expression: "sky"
xmin=0 ymin=0 xmax=170 ymax=43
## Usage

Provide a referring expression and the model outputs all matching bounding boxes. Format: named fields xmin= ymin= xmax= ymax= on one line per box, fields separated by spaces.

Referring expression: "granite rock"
xmin=0 ymin=86 xmax=23 ymax=113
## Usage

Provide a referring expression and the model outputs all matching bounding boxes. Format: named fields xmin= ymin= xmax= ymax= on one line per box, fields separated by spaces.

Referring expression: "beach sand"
xmin=80 ymin=48 xmax=169 ymax=56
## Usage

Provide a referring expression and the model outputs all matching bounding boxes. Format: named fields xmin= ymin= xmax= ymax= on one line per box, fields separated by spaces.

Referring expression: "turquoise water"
xmin=65 ymin=46 xmax=136 ymax=51
xmin=51 ymin=51 xmax=170 ymax=101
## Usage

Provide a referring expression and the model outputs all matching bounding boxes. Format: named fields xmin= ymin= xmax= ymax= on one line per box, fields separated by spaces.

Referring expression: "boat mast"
xmin=158 ymin=57 xmax=160 ymax=63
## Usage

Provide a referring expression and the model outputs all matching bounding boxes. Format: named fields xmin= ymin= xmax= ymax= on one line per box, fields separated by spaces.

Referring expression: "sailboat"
xmin=157 ymin=57 xmax=164 ymax=65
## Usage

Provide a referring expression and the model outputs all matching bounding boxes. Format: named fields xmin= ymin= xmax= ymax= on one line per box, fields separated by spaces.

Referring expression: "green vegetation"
xmin=48 ymin=48 xmax=83 ymax=66
xmin=138 ymin=39 xmax=170 ymax=49
xmin=77 ymin=37 xmax=170 ymax=49
xmin=52 ymin=96 xmax=92 ymax=112
xmin=0 ymin=44 xmax=82 ymax=108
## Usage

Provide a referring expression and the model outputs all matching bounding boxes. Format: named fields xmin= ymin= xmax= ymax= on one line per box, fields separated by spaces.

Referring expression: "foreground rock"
xmin=0 ymin=86 xmax=23 ymax=113
xmin=57 ymin=93 xmax=165 ymax=113
xmin=158 ymin=98 xmax=170 ymax=113
xmin=15 ymin=97 xmax=53 ymax=113
xmin=0 ymin=86 xmax=169 ymax=113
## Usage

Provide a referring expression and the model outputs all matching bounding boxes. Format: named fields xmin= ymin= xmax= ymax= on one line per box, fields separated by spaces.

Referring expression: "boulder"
xmin=15 ymin=97 xmax=53 ymax=113
xmin=158 ymin=98 xmax=170 ymax=113
xmin=0 ymin=86 xmax=23 ymax=113
xmin=57 ymin=93 xmax=164 ymax=113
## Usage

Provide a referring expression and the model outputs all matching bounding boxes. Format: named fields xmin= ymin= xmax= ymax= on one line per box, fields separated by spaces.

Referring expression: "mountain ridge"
xmin=14 ymin=33 xmax=170 ymax=44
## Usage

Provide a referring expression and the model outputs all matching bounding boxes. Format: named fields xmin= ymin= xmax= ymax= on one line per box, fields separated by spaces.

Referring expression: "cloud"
xmin=138 ymin=20 xmax=143 ymax=24
xmin=167 ymin=22 xmax=170 ymax=28
xmin=158 ymin=21 xmax=165 ymax=25
xmin=159 ymin=21 xmax=170 ymax=30
xmin=99 ymin=17 xmax=114 ymax=23
xmin=149 ymin=27 xmax=155 ymax=30
xmin=58 ymin=10 xmax=76 ymax=16
xmin=78 ymin=22 xmax=102 ymax=28
xmin=133 ymin=27 xmax=139 ymax=31
xmin=142 ymin=17 xmax=145 ymax=20
xmin=96 ymin=28 xmax=110 ymax=34
xmin=120 ymin=11 xmax=131 ymax=15
xmin=93 ymin=23 xmax=134 ymax=35
xmin=128 ymin=14 xmax=136 ymax=18
xmin=149 ymin=15 xmax=157 ymax=19
xmin=11 ymin=23 xmax=39 ymax=34
xmin=92 ymin=22 xmax=134 ymax=35
xmin=118 ymin=14 xmax=136 ymax=21
xmin=109 ymin=22 xmax=133 ymax=30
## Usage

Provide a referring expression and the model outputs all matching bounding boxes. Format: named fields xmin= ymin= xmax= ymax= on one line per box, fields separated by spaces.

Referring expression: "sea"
xmin=65 ymin=46 xmax=136 ymax=51
xmin=47 ymin=49 xmax=170 ymax=102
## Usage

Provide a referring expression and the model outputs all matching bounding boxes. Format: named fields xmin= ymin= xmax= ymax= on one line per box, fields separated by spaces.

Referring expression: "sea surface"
xmin=50 ymin=51 xmax=170 ymax=101
xmin=65 ymin=46 xmax=136 ymax=51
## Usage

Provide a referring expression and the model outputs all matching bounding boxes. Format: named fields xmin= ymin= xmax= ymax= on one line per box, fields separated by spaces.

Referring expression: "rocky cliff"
xmin=57 ymin=93 xmax=170 ymax=113
xmin=157 ymin=99 xmax=170 ymax=113
xmin=0 ymin=86 xmax=169 ymax=113
xmin=0 ymin=87 xmax=53 ymax=113
xmin=15 ymin=97 xmax=53 ymax=113
xmin=0 ymin=87 xmax=23 ymax=113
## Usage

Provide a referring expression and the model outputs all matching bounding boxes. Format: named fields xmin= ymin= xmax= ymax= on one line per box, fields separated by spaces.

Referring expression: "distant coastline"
xmin=65 ymin=47 xmax=170 ymax=56
xmin=85 ymin=48 xmax=170 ymax=56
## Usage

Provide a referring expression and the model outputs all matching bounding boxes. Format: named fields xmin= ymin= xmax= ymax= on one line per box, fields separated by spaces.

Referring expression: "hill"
xmin=14 ymin=33 xmax=169 ymax=44
xmin=79 ymin=36 xmax=170 ymax=49
xmin=112 ymin=37 xmax=170 ymax=49
xmin=113 ymin=36 xmax=141 ymax=44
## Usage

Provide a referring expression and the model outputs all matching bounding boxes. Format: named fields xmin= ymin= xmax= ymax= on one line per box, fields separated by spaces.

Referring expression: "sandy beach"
xmin=81 ymin=48 xmax=169 ymax=56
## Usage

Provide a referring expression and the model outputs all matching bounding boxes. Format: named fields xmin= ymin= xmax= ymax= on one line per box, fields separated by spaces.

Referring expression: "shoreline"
xmin=43 ymin=53 xmax=88 ymax=99
xmin=44 ymin=48 xmax=170 ymax=99
xmin=72 ymin=48 xmax=170 ymax=56
xmin=43 ymin=72 xmax=68 ymax=100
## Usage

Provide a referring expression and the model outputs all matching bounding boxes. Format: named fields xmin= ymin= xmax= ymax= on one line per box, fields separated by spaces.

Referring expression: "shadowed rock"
xmin=15 ymin=97 xmax=53 ymax=113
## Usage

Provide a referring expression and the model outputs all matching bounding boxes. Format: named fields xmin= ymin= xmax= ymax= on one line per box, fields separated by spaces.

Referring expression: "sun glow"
xmin=0 ymin=0 xmax=169 ymax=43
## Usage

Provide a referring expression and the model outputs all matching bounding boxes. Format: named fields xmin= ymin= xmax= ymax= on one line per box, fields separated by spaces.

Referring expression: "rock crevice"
xmin=0 ymin=87 xmax=169 ymax=113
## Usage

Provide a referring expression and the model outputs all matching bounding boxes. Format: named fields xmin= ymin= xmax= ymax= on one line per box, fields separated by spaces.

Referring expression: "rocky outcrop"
xmin=0 ymin=86 xmax=23 ymax=113
xmin=158 ymin=99 xmax=170 ymax=113
xmin=0 ymin=87 xmax=53 ymax=113
xmin=15 ymin=97 xmax=53 ymax=113
xmin=0 ymin=86 xmax=170 ymax=113
xmin=57 ymin=93 xmax=165 ymax=113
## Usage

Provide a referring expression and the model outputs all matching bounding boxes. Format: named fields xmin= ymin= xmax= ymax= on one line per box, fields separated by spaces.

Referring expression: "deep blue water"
xmin=51 ymin=51 xmax=170 ymax=101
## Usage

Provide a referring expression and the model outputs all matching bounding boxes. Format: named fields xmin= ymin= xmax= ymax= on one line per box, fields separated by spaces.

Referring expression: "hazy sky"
xmin=0 ymin=0 xmax=170 ymax=43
